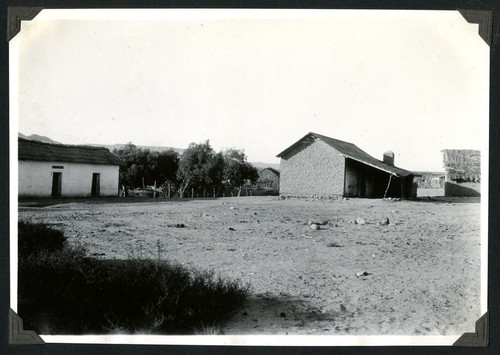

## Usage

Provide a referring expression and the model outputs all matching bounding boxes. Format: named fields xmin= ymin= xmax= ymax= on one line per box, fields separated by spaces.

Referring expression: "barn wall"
xmin=19 ymin=161 xmax=119 ymax=197
xmin=279 ymin=139 xmax=345 ymax=197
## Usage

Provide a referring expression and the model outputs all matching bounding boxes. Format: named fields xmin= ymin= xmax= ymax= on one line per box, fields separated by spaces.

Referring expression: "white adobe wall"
xmin=279 ymin=139 xmax=345 ymax=197
xmin=18 ymin=160 xmax=119 ymax=197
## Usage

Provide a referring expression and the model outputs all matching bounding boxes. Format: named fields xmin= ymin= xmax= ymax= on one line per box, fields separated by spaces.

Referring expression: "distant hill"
xmin=18 ymin=133 xmax=60 ymax=144
xmin=87 ymin=143 xmax=184 ymax=154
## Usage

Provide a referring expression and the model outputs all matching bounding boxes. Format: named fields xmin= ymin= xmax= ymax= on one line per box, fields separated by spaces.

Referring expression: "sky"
xmin=12 ymin=9 xmax=489 ymax=172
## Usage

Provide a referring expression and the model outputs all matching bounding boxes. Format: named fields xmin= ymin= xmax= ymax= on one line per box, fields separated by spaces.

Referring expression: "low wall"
xmin=279 ymin=194 xmax=344 ymax=200
xmin=444 ymin=181 xmax=481 ymax=197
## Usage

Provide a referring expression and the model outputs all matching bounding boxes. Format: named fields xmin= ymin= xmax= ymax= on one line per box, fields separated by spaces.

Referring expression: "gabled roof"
xmin=260 ymin=167 xmax=280 ymax=176
xmin=19 ymin=138 xmax=122 ymax=166
xmin=276 ymin=132 xmax=415 ymax=177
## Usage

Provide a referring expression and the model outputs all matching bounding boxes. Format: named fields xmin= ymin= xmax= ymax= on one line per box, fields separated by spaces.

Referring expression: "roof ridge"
xmin=309 ymin=132 xmax=356 ymax=146
xmin=261 ymin=167 xmax=280 ymax=174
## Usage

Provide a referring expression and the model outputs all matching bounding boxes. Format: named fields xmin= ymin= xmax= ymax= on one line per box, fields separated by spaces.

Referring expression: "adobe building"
xmin=277 ymin=132 xmax=418 ymax=199
xmin=257 ymin=168 xmax=280 ymax=189
xmin=18 ymin=138 xmax=121 ymax=198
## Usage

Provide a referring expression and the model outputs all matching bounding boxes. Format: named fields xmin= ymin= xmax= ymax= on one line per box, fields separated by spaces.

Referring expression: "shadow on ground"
xmin=18 ymin=196 xmax=219 ymax=207
xmin=223 ymin=292 xmax=352 ymax=335
xmin=414 ymin=196 xmax=480 ymax=204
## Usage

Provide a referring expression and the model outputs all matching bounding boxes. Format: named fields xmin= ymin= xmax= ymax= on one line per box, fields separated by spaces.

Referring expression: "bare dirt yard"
xmin=17 ymin=195 xmax=482 ymax=336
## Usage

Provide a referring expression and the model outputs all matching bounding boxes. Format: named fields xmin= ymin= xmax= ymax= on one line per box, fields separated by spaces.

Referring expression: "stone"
xmin=310 ymin=224 xmax=320 ymax=230
xmin=356 ymin=218 xmax=367 ymax=225
xmin=420 ymin=321 xmax=435 ymax=331
xmin=379 ymin=218 xmax=390 ymax=225
xmin=356 ymin=271 xmax=369 ymax=277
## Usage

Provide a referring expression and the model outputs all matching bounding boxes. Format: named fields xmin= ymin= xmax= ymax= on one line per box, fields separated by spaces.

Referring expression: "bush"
xmin=18 ymin=221 xmax=67 ymax=255
xmin=18 ymin=246 xmax=93 ymax=334
xmin=18 ymin=222 xmax=249 ymax=335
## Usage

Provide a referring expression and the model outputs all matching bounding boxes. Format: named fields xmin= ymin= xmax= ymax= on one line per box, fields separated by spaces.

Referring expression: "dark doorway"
xmin=91 ymin=173 xmax=100 ymax=196
xmin=51 ymin=172 xmax=62 ymax=197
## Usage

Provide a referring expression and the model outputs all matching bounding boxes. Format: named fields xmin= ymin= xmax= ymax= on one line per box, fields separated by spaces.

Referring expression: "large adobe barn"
xmin=277 ymin=132 xmax=418 ymax=199
xmin=18 ymin=138 xmax=121 ymax=198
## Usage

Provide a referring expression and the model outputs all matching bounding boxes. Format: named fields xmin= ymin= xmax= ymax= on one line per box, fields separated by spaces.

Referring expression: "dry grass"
xmin=17 ymin=221 xmax=249 ymax=335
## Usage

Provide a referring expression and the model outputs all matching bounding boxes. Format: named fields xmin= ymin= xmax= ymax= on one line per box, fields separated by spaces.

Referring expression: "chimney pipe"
xmin=383 ymin=151 xmax=395 ymax=166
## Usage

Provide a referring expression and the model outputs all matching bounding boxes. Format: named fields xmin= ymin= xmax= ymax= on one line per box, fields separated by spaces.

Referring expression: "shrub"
xmin=18 ymin=221 xmax=67 ymax=255
xmin=18 ymin=222 xmax=249 ymax=335
xmin=18 ymin=246 xmax=93 ymax=334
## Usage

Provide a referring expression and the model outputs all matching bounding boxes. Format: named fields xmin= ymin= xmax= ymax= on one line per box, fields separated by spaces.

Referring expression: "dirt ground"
xmin=17 ymin=195 xmax=482 ymax=336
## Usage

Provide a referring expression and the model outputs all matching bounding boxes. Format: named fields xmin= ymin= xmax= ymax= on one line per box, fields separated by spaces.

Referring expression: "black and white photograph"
xmin=8 ymin=8 xmax=490 ymax=346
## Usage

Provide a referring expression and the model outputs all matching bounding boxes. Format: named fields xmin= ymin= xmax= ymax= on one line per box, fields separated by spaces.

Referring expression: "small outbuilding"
xmin=413 ymin=171 xmax=445 ymax=189
xmin=18 ymin=138 xmax=121 ymax=198
xmin=442 ymin=149 xmax=481 ymax=197
xmin=276 ymin=132 xmax=418 ymax=199
xmin=257 ymin=168 xmax=280 ymax=189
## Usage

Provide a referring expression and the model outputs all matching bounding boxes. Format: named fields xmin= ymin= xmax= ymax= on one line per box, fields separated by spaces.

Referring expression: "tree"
xmin=177 ymin=140 xmax=223 ymax=197
xmin=114 ymin=143 xmax=140 ymax=188
xmin=222 ymin=148 xmax=259 ymax=196
xmin=208 ymin=152 xmax=225 ymax=197
xmin=113 ymin=143 xmax=180 ymax=193
xmin=114 ymin=141 xmax=257 ymax=199
xmin=155 ymin=150 xmax=180 ymax=198
xmin=144 ymin=150 xmax=180 ymax=187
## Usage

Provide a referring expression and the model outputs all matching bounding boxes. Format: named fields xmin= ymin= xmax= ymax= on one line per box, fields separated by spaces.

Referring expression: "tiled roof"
xmin=18 ymin=138 xmax=122 ymax=166
xmin=276 ymin=132 xmax=415 ymax=177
